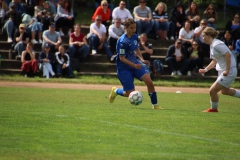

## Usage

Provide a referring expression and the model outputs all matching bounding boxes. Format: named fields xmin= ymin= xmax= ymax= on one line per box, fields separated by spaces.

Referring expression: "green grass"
xmin=0 ymin=86 xmax=240 ymax=159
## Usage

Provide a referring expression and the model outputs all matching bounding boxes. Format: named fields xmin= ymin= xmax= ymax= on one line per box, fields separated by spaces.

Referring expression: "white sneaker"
xmin=201 ymin=73 xmax=205 ymax=76
xmin=166 ymin=37 xmax=169 ymax=40
xmin=31 ymin=39 xmax=38 ymax=44
xmin=38 ymin=39 xmax=43 ymax=44
xmin=7 ymin=37 xmax=13 ymax=43
xmin=92 ymin=49 xmax=97 ymax=55
xmin=187 ymin=71 xmax=191 ymax=76
xmin=68 ymin=31 xmax=71 ymax=36
xmin=171 ymin=71 xmax=177 ymax=76
xmin=170 ymin=36 xmax=174 ymax=40
xmin=177 ymin=70 xmax=182 ymax=76
xmin=59 ymin=30 xmax=64 ymax=36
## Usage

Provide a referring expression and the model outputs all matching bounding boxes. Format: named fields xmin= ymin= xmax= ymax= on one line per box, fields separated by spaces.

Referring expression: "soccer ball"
xmin=128 ymin=91 xmax=143 ymax=105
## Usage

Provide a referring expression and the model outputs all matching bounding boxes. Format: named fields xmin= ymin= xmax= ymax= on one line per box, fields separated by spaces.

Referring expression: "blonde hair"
xmin=202 ymin=27 xmax=219 ymax=38
xmin=139 ymin=33 xmax=147 ymax=38
xmin=155 ymin=2 xmax=167 ymax=12
xmin=101 ymin=0 xmax=108 ymax=6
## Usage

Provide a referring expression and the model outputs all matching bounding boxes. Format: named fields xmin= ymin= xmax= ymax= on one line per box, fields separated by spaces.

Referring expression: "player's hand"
xmin=199 ymin=69 xmax=206 ymax=74
xmin=223 ymin=70 xmax=229 ymax=76
xmin=142 ymin=60 xmax=150 ymax=66
xmin=134 ymin=64 xmax=142 ymax=69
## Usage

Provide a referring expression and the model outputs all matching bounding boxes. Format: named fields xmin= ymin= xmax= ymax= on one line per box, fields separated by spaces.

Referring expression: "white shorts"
xmin=217 ymin=67 xmax=237 ymax=88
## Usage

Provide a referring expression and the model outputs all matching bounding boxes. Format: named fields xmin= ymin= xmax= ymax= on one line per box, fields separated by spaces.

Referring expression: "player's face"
xmin=202 ymin=33 xmax=211 ymax=44
xmin=126 ymin=23 xmax=136 ymax=35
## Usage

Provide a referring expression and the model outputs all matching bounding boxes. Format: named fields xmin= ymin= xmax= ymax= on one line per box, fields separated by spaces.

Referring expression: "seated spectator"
xmin=185 ymin=1 xmax=200 ymax=29
xmin=112 ymin=1 xmax=133 ymax=24
xmin=194 ymin=19 xmax=209 ymax=61
xmin=94 ymin=0 xmax=114 ymax=17
xmin=108 ymin=18 xmax=124 ymax=55
xmin=187 ymin=40 xmax=204 ymax=76
xmin=55 ymin=44 xmax=74 ymax=78
xmin=92 ymin=0 xmax=111 ymax=30
xmin=133 ymin=0 xmax=154 ymax=36
xmin=42 ymin=1 xmax=55 ymax=19
xmin=39 ymin=43 xmax=55 ymax=79
xmin=9 ymin=0 xmax=25 ymax=15
xmin=221 ymin=31 xmax=235 ymax=53
xmin=152 ymin=2 xmax=169 ymax=40
xmin=225 ymin=13 xmax=240 ymax=41
xmin=0 ymin=0 xmax=8 ymax=33
xmin=88 ymin=15 xmax=115 ymax=62
xmin=42 ymin=22 xmax=62 ymax=53
xmin=46 ymin=0 xmax=57 ymax=15
xmin=68 ymin=23 xmax=90 ymax=60
xmin=34 ymin=0 xmax=52 ymax=31
xmin=203 ymin=4 xmax=217 ymax=29
xmin=14 ymin=23 xmax=30 ymax=59
xmin=137 ymin=33 xmax=153 ymax=74
xmin=21 ymin=42 xmax=38 ymax=77
xmin=235 ymin=39 xmax=240 ymax=69
xmin=168 ymin=2 xmax=186 ymax=40
xmin=3 ymin=5 xmax=21 ymax=42
xmin=165 ymin=39 xmax=190 ymax=76
xmin=179 ymin=20 xmax=194 ymax=50
xmin=54 ymin=0 xmax=74 ymax=36
xmin=22 ymin=11 xmax=43 ymax=44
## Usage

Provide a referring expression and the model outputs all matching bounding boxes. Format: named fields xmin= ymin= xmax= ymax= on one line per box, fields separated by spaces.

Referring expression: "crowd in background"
xmin=0 ymin=0 xmax=240 ymax=78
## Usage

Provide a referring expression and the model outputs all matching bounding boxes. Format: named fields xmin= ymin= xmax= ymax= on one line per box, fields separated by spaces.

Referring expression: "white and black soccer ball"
xmin=128 ymin=91 xmax=143 ymax=105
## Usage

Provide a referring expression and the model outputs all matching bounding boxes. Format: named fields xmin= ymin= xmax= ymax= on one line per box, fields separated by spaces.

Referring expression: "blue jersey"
xmin=116 ymin=33 xmax=139 ymax=69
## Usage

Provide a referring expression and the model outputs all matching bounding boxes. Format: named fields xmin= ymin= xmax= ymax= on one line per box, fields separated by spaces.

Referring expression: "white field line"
xmin=63 ymin=116 xmax=239 ymax=147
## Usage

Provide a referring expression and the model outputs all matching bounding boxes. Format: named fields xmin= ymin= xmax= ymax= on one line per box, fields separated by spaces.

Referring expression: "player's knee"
xmin=221 ymin=89 xmax=229 ymax=95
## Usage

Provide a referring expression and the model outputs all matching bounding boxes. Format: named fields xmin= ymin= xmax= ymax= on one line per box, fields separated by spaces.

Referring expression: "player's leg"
xmin=108 ymin=69 xmax=134 ymax=103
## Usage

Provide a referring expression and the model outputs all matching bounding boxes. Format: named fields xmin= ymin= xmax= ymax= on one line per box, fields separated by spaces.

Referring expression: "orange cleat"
xmin=202 ymin=108 xmax=218 ymax=112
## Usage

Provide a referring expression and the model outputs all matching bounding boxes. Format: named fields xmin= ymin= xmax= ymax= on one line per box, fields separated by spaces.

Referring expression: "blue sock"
xmin=116 ymin=88 xmax=124 ymax=96
xmin=149 ymin=92 xmax=157 ymax=105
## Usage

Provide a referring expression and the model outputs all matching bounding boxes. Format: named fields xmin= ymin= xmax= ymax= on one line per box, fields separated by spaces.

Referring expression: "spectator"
xmin=221 ymin=31 xmax=235 ymax=53
xmin=235 ymin=39 xmax=240 ymax=69
xmin=137 ymin=33 xmax=153 ymax=74
xmin=34 ymin=0 xmax=52 ymax=31
xmin=88 ymin=15 xmax=115 ymax=62
xmin=152 ymin=2 xmax=169 ymax=40
xmin=68 ymin=23 xmax=90 ymax=60
xmin=3 ymin=5 xmax=21 ymax=42
xmin=194 ymin=19 xmax=209 ymax=60
xmin=9 ymin=0 xmax=25 ymax=15
xmin=94 ymin=0 xmax=114 ymax=17
xmin=203 ymin=4 xmax=217 ymax=29
xmin=225 ymin=13 xmax=240 ymax=41
xmin=168 ymin=2 xmax=186 ymax=40
xmin=92 ymin=0 xmax=111 ymax=29
xmin=108 ymin=18 xmax=124 ymax=55
xmin=22 ymin=11 xmax=43 ymax=44
xmin=0 ymin=0 xmax=8 ymax=32
xmin=54 ymin=0 xmax=74 ymax=36
xmin=55 ymin=44 xmax=74 ymax=78
xmin=14 ymin=23 xmax=30 ymax=59
xmin=21 ymin=42 xmax=38 ymax=77
xmin=39 ymin=43 xmax=55 ymax=79
xmin=42 ymin=1 xmax=55 ymax=19
xmin=165 ymin=39 xmax=190 ymax=76
xmin=112 ymin=1 xmax=133 ymax=24
xmin=179 ymin=20 xmax=194 ymax=50
xmin=42 ymin=22 xmax=62 ymax=53
xmin=133 ymin=0 xmax=154 ymax=36
xmin=185 ymin=1 xmax=200 ymax=29
xmin=187 ymin=40 xmax=204 ymax=76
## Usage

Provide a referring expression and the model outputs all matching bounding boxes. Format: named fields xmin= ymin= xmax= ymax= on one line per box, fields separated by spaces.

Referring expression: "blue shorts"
xmin=117 ymin=66 xmax=147 ymax=91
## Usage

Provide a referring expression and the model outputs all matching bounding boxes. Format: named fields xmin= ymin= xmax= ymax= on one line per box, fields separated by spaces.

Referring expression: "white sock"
xmin=233 ymin=89 xmax=240 ymax=98
xmin=210 ymin=101 xmax=218 ymax=109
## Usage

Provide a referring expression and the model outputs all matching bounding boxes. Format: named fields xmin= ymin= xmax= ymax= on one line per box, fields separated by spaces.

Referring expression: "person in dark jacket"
xmin=165 ymin=39 xmax=190 ymax=76
xmin=224 ymin=13 xmax=240 ymax=41
xmin=168 ymin=2 xmax=186 ymax=40
xmin=55 ymin=44 xmax=74 ymax=78
xmin=39 ymin=43 xmax=55 ymax=79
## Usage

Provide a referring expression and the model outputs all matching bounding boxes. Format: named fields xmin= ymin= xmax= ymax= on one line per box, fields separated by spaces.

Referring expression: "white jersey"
xmin=210 ymin=39 xmax=236 ymax=71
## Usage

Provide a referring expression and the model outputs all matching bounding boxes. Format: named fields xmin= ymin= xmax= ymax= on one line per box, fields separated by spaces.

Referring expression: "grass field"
xmin=0 ymin=86 xmax=240 ymax=159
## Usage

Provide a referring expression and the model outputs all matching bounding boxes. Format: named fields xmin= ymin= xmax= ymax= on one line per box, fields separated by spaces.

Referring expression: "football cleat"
xmin=152 ymin=105 xmax=164 ymax=110
xmin=202 ymin=108 xmax=218 ymax=112
xmin=109 ymin=87 xmax=117 ymax=103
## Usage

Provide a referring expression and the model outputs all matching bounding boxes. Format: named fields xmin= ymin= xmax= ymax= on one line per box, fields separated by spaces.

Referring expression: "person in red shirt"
xmin=68 ymin=23 xmax=90 ymax=59
xmin=92 ymin=0 xmax=111 ymax=29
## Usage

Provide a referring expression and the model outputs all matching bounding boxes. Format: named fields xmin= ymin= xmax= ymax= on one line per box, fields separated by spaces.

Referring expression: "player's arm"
xmin=119 ymin=55 xmax=141 ymax=69
xmin=199 ymin=59 xmax=217 ymax=74
xmin=135 ymin=48 xmax=150 ymax=66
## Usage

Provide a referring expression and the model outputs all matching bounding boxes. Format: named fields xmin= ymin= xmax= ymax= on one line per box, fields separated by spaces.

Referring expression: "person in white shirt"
xmin=108 ymin=18 xmax=124 ymax=55
xmin=179 ymin=20 xmax=194 ymax=49
xmin=112 ymin=1 xmax=133 ymax=24
xmin=199 ymin=27 xmax=240 ymax=112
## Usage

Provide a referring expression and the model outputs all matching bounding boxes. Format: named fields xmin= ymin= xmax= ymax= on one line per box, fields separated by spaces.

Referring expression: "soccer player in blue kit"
xmin=108 ymin=18 xmax=162 ymax=109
